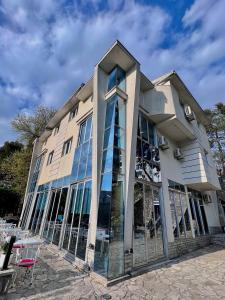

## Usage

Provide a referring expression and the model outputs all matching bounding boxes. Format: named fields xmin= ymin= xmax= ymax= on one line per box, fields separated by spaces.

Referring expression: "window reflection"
xmin=107 ymin=66 xmax=126 ymax=92
xmin=95 ymin=94 xmax=125 ymax=279
xmin=169 ymin=180 xmax=192 ymax=239
xmin=135 ymin=112 xmax=161 ymax=183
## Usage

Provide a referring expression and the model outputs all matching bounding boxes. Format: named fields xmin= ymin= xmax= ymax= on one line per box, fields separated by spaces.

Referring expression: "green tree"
xmin=0 ymin=141 xmax=23 ymax=160
xmin=11 ymin=105 xmax=56 ymax=146
xmin=0 ymin=105 xmax=56 ymax=216
xmin=205 ymin=102 xmax=225 ymax=176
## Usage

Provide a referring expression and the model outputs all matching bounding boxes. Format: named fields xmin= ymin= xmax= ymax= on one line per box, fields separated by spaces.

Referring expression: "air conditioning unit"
xmin=184 ymin=105 xmax=195 ymax=121
xmin=158 ymin=136 xmax=169 ymax=150
xmin=174 ymin=148 xmax=184 ymax=160
xmin=203 ymin=194 xmax=212 ymax=204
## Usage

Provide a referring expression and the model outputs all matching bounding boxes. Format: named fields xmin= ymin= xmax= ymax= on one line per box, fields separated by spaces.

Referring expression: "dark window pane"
xmin=141 ymin=114 xmax=148 ymax=140
xmin=105 ymin=99 xmax=115 ymax=129
xmin=84 ymin=117 xmax=92 ymax=142
xmin=102 ymin=148 xmax=113 ymax=173
xmin=78 ymin=122 xmax=86 ymax=146
xmin=63 ymin=185 xmax=77 ymax=250
xmin=86 ymin=140 xmax=92 ymax=178
xmin=52 ymin=188 xmax=68 ymax=246
xmin=69 ymin=183 xmax=84 ymax=255
xmin=77 ymin=142 xmax=89 ymax=180
xmin=76 ymin=181 xmax=92 ymax=260
xmin=108 ymin=68 xmax=117 ymax=91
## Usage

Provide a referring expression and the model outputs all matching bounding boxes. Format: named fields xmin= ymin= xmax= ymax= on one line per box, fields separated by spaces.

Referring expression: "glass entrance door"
xmin=133 ymin=182 xmax=164 ymax=268
xmin=62 ymin=180 xmax=92 ymax=261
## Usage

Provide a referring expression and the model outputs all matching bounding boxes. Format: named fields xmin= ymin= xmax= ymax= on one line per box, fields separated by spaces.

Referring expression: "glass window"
xmin=76 ymin=181 xmax=92 ymax=260
xmin=52 ymin=188 xmax=68 ymax=246
xmin=54 ymin=124 xmax=60 ymax=135
xmin=107 ymin=66 xmax=126 ymax=92
xmin=135 ymin=112 xmax=160 ymax=183
xmin=47 ymin=151 xmax=54 ymax=165
xmin=69 ymin=105 xmax=78 ymax=121
xmin=72 ymin=115 xmax=92 ymax=182
xmin=62 ymin=138 xmax=72 ymax=156
xmin=62 ymin=185 xmax=77 ymax=250
xmin=95 ymin=94 xmax=125 ymax=279
xmin=68 ymin=183 xmax=84 ymax=254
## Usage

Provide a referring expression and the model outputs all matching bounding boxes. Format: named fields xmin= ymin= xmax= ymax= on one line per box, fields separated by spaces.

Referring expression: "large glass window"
xmin=107 ymin=66 xmax=126 ymax=92
xmin=135 ymin=112 xmax=161 ymax=183
xmin=168 ymin=180 xmax=192 ymax=239
xmin=71 ymin=115 xmax=92 ymax=182
xmin=94 ymin=94 xmax=125 ymax=279
xmin=43 ymin=188 xmax=68 ymax=245
xmin=29 ymin=154 xmax=45 ymax=193
xmin=188 ymin=189 xmax=209 ymax=236
xmin=62 ymin=181 xmax=92 ymax=261
xmin=29 ymin=191 xmax=48 ymax=234
xmin=133 ymin=182 xmax=164 ymax=268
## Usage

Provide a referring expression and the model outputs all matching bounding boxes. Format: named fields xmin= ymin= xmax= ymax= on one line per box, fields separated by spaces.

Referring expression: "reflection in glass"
xmin=76 ymin=181 xmax=92 ymax=260
xmin=43 ymin=191 xmax=56 ymax=238
xmin=47 ymin=190 xmax=61 ymax=242
xmin=94 ymin=94 xmax=125 ymax=279
xmin=133 ymin=182 xmax=146 ymax=266
xmin=68 ymin=183 xmax=84 ymax=254
xmin=52 ymin=188 xmax=68 ymax=246
xmin=62 ymin=185 xmax=77 ymax=250
xmin=107 ymin=66 xmax=126 ymax=92
xmin=135 ymin=112 xmax=161 ymax=183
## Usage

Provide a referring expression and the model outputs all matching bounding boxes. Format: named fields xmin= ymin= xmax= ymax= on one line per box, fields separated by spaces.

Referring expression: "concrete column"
xmin=123 ymin=64 xmax=140 ymax=271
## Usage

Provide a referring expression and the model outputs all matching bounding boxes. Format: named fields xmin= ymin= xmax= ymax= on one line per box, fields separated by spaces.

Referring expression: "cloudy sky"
xmin=0 ymin=0 xmax=225 ymax=146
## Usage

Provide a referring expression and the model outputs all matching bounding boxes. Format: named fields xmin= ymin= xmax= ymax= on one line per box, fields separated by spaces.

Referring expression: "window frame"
xmin=47 ymin=151 xmax=54 ymax=165
xmin=62 ymin=137 xmax=73 ymax=157
xmin=69 ymin=105 xmax=79 ymax=121
xmin=54 ymin=123 xmax=60 ymax=135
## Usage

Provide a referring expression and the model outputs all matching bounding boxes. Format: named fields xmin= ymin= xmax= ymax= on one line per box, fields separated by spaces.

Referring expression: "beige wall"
xmin=38 ymin=96 xmax=93 ymax=185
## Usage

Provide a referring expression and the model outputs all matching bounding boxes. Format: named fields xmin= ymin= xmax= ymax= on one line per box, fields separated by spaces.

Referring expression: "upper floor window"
xmin=107 ymin=66 xmax=126 ymax=92
xmin=62 ymin=138 xmax=73 ymax=156
xmin=47 ymin=151 xmax=54 ymax=165
xmin=69 ymin=105 xmax=79 ymax=121
xmin=54 ymin=123 xmax=60 ymax=135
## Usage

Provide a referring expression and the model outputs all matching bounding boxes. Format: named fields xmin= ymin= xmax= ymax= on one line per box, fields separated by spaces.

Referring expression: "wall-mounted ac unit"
xmin=203 ymin=194 xmax=212 ymax=204
xmin=158 ymin=136 xmax=169 ymax=150
xmin=184 ymin=105 xmax=195 ymax=121
xmin=174 ymin=148 xmax=184 ymax=160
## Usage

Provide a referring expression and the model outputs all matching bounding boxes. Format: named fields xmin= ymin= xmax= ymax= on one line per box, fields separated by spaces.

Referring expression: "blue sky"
xmin=0 ymin=0 xmax=225 ymax=146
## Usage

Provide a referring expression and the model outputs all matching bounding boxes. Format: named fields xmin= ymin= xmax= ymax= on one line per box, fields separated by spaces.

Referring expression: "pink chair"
xmin=12 ymin=243 xmax=41 ymax=286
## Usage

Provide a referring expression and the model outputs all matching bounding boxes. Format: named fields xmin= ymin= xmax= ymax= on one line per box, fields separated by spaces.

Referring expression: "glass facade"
xmin=168 ymin=180 xmax=192 ymax=239
xmin=135 ymin=112 xmax=161 ymax=183
xmin=29 ymin=191 xmax=48 ymax=234
xmin=188 ymin=189 xmax=209 ymax=236
xmin=94 ymin=94 xmax=125 ymax=279
xmin=133 ymin=182 xmax=164 ymax=267
xmin=107 ymin=66 xmax=126 ymax=92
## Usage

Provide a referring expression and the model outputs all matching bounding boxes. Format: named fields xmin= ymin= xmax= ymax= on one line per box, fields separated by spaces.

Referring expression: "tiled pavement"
xmin=6 ymin=244 xmax=225 ymax=300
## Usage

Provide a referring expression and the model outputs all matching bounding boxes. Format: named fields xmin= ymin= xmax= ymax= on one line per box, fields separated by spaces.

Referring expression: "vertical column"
xmin=87 ymin=66 xmax=108 ymax=268
xmin=124 ymin=64 xmax=141 ymax=272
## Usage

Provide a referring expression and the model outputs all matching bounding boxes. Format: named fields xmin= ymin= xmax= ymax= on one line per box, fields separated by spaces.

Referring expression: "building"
xmin=20 ymin=41 xmax=221 ymax=282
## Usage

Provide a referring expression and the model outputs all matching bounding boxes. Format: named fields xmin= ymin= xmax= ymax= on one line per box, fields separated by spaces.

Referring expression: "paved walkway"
xmin=6 ymin=244 xmax=225 ymax=300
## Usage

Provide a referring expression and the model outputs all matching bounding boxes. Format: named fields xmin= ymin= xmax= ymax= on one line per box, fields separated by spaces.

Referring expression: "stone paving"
xmin=6 ymin=244 xmax=225 ymax=300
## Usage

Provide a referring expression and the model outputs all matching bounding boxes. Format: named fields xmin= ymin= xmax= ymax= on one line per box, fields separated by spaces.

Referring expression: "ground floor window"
xmin=42 ymin=187 xmax=68 ymax=246
xmin=168 ymin=180 xmax=192 ymax=239
xmin=133 ymin=181 xmax=164 ymax=267
xmin=188 ymin=190 xmax=209 ymax=236
xmin=62 ymin=180 xmax=92 ymax=261
xmin=21 ymin=193 xmax=33 ymax=229
xmin=29 ymin=191 xmax=48 ymax=234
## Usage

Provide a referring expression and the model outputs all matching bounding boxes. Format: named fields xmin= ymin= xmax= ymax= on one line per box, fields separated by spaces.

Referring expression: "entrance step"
xmin=131 ymin=258 xmax=170 ymax=278
xmin=211 ymin=234 xmax=225 ymax=246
